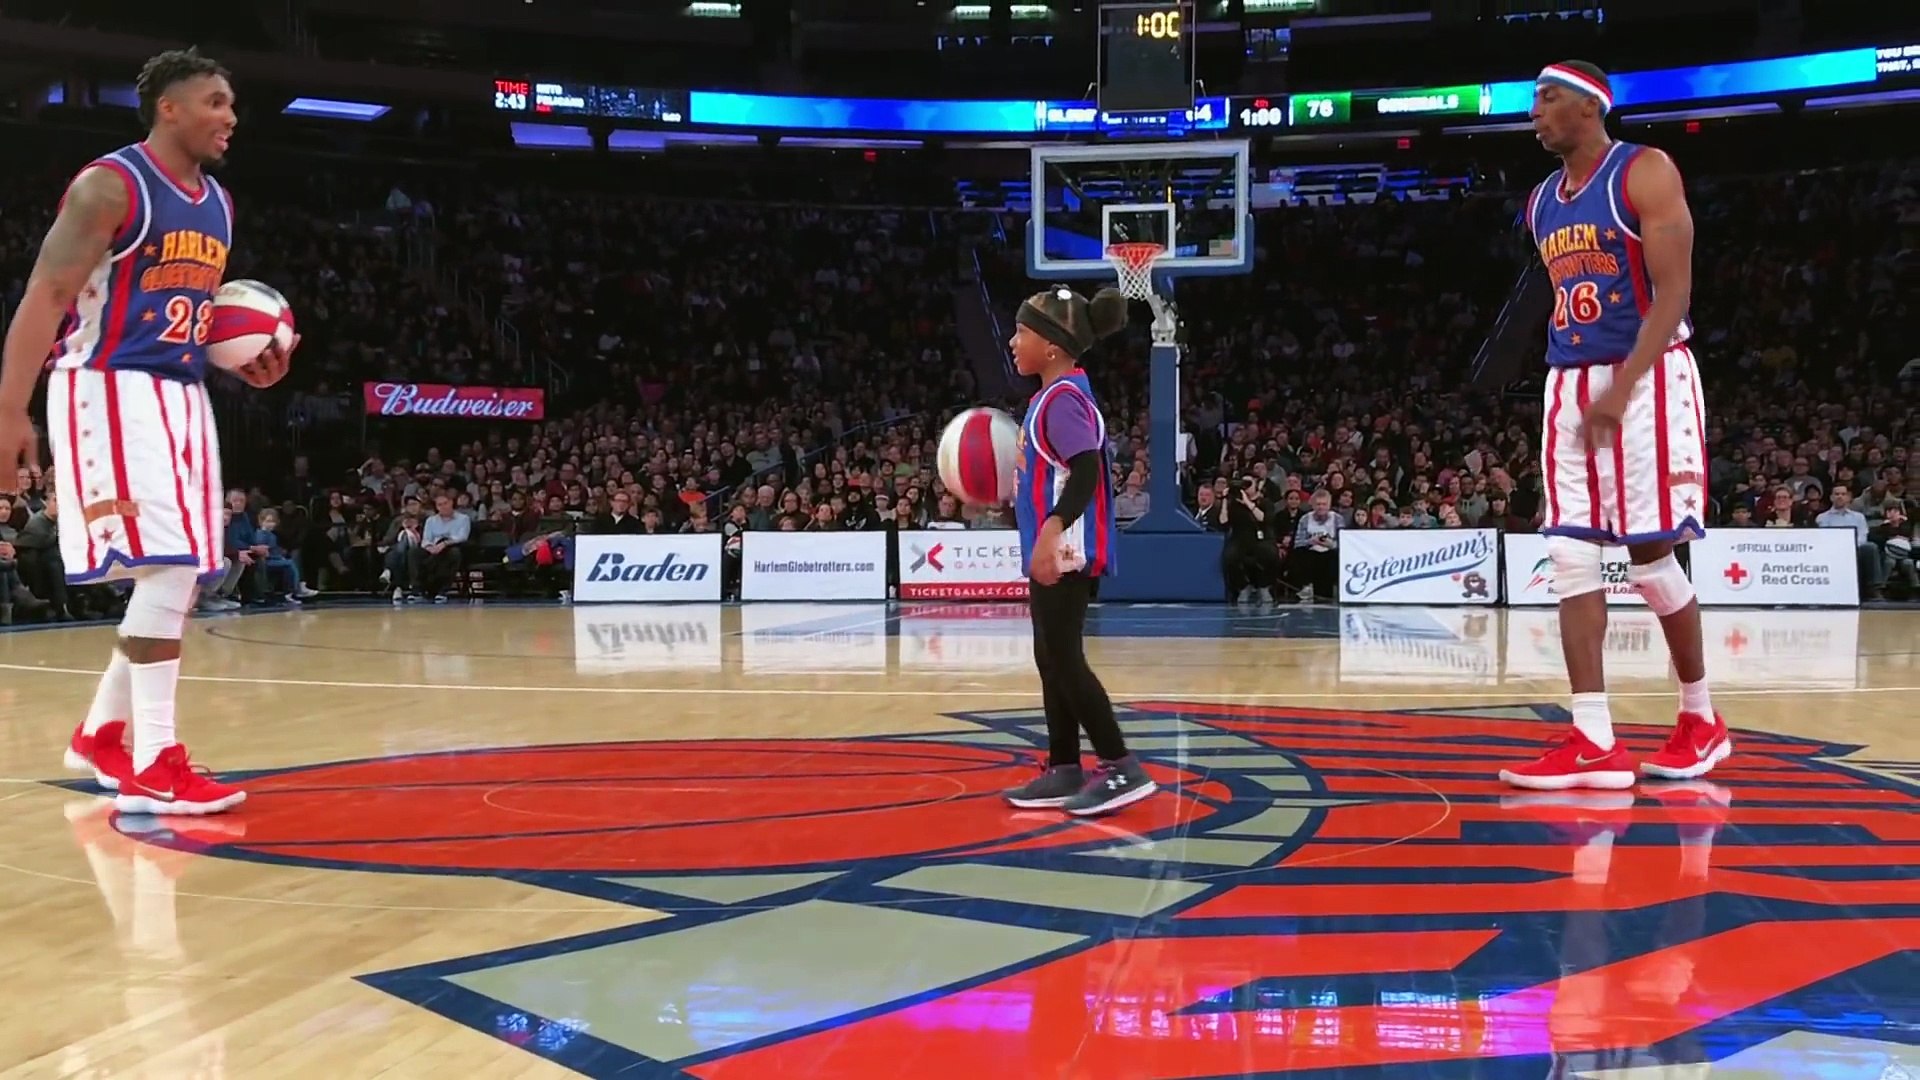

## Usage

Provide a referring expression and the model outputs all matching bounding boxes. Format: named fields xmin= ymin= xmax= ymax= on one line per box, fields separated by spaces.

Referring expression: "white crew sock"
xmin=130 ymin=659 xmax=181 ymax=775
xmin=1571 ymin=692 xmax=1615 ymax=751
xmin=83 ymin=650 xmax=133 ymax=736
xmin=1679 ymin=678 xmax=1714 ymax=719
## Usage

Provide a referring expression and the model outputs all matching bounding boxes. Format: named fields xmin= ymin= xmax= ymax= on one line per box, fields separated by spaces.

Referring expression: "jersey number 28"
xmin=1551 ymin=281 xmax=1603 ymax=332
xmin=158 ymin=296 xmax=214 ymax=347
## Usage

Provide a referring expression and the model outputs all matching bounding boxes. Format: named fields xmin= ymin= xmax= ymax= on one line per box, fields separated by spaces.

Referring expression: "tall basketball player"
xmin=999 ymin=286 xmax=1156 ymax=817
xmin=0 ymin=49 xmax=294 ymax=815
xmin=1500 ymin=61 xmax=1730 ymax=790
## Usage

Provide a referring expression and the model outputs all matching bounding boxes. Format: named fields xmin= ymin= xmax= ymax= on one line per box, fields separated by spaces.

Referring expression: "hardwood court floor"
xmin=0 ymin=602 xmax=1914 ymax=1079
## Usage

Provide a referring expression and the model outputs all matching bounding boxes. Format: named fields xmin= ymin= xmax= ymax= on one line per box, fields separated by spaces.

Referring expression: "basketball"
xmin=937 ymin=406 xmax=1021 ymax=506
xmin=206 ymin=279 xmax=296 ymax=372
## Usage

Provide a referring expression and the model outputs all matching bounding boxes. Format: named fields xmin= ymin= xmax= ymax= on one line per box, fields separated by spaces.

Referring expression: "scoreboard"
xmin=491 ymin=79 xmax=688 ymax=123
xmin=1098 ymin=2 xmax=1195 ymax=114
xmin=1285 ymin=85 xmax=1493 ymax=126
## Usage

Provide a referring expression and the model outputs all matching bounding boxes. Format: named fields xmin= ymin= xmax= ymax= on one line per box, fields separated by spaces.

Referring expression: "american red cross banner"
xmin=1689 ymin=527 xmax=1859 ymax=606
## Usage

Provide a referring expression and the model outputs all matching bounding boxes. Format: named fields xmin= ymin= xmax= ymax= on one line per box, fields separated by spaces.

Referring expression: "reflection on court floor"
xmin=0 ymin=603 xmax=1912 ymax=1079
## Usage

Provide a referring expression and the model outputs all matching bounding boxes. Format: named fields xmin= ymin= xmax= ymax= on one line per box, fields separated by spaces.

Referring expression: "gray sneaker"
xmin=1062 ymin=756 xmax=1158 ymax=817
xmin=1003 ymin=764 xmax=1085 ymax=809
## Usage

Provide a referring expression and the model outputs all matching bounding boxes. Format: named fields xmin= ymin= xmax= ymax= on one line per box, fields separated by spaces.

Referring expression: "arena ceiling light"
xmin=1438 ymin=120 xmax=1538 ymax=135
xmin=1803 ymin=88 xmax=1920 ymax=110
xmin=282 ymin=97 xmax=391 ymax=121
xmin=1619 ymin=102 xmax=1781 ymax=124
xmin=684 ymin=2 xmax=742 ymax=15
xmin=953 ymin=4 xmax=1051 ymax=20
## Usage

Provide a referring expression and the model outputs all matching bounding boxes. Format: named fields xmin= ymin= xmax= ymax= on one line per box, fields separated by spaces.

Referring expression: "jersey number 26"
xmin=1551 ymin=281 xmax=1603 ymax=332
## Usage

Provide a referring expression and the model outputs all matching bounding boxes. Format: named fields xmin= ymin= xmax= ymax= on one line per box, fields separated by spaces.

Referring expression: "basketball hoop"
xmin=1105 ymin=241 xmax=1165 ymax=302
xmin=1105 ymin=241 xmax=1179 ymax=344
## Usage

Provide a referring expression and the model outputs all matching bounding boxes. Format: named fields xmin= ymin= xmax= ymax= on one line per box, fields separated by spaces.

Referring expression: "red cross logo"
xmin=1725 ymin=628 xmax=1750 ymax=654
xmin=1723 ymin=561 xmax=1752 ymax=589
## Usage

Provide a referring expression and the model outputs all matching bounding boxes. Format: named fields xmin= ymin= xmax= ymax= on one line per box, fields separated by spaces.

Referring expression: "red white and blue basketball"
xmin=937 ymin=406 xmax=1021 ymax=506
xmin=207 ymin=279 xmax=296 ymax=372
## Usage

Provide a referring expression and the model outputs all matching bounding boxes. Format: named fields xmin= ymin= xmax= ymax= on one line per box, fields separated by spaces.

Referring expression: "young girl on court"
xmin=1000 ymin=286 xmax=1156 ymax=817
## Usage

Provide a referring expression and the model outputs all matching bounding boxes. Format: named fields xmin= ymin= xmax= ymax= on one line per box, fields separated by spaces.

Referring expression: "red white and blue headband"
xmin=1537 ymin=64 xmax=1613 ymax=114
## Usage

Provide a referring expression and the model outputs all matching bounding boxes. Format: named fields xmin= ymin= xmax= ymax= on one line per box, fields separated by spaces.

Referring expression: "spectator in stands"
xmin=1290 ymin=490 xmax=1341 ymax=601
xmin=0 ymin=493 xmax=52 ymax=625
xmin=251 ymin=508 xmax=305 ymax=604
xmin=10 ymin=494 xmax=68 ymax=620
xmin=384 ymin=509 xmax=425 ymax=599
xmin=1760 ymin=488 xmax=1806 ymax=528
xmin=1871 ymin=503 xmax=1915 ymax=599
xmin=1817 ymin=485 xmax=1883 ymax=600
xmin=596 ymin=491 xmax=644 ymax=534
xmin=421 ymin=494 xmax=471 ymax=601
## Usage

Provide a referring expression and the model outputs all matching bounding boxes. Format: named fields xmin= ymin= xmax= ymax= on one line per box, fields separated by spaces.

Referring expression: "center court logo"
xmin=1343 ymin=532 xmax=1497 ymax=599
xmin=115 ymin=703 xmax=1916 ymax=1079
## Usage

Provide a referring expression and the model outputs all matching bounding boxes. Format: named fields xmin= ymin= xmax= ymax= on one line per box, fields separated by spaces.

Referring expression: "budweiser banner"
xmin=363 ymin=382 xmax=545 ymax=421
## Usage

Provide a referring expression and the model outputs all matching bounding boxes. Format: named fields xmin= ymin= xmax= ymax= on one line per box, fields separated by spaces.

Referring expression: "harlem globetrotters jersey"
xmin=1524 ymin=140 xmax=1691 ymax=368
xmin=48 ymin=141 xmax=233 ymax=383
xmin=1014 ymin=369 xmax=1118 ymax=579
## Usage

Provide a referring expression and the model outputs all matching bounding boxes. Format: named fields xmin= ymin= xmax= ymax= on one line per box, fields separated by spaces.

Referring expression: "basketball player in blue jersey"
xmin=0 ymin=49 xmax=295 ymax=816
xmin=999 ymin=286 xmax=1157 ymax=817
xmin=1501 ymin=61 xmax=1730 ymax=790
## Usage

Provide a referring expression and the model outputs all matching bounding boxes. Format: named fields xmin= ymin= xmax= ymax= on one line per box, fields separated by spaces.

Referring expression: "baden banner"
xmin=363 ymin=382 xmax=546 ymax=420
xmin=571 ymin=535 xmax=722 ymax=602
xmin=1337 ymin=529 xmax=1500 ymax=605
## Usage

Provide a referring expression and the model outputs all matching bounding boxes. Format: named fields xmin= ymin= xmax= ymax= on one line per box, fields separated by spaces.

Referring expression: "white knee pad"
xmin=1546 ymin=537 xmax=1605 ymax=599
xmin=1629 ymin=553 xmax=1695 ymax=616
xmin=119 ymin=565 xmax=201 ymax=640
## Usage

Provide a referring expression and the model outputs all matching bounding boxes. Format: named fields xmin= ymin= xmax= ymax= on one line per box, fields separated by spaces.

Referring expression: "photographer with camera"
xmin=1206 ymin=475 xmax=1285 ymax=604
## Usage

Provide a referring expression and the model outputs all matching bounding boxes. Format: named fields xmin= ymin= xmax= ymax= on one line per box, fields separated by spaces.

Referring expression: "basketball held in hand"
xmin=937 ymin=407 xmax=1021 ymax=506
xmin=206 ymin=279 xmax=296 ymax=372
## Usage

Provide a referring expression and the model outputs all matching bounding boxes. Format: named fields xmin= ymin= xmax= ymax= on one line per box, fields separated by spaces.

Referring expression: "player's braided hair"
xmin=136 ymin=47 xmax=229 ymax=127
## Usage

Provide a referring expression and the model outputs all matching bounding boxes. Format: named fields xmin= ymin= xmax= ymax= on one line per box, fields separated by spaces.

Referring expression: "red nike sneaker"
xmin=64 ymin=720 xmax=132 ymax=791
xmin=1640 ymin=711 xmax=1732 ymax=780
xmin=113 ymin=744 xmax=247 ymax=816
xmin=1498 ymin=730 xmax=1637 ymax=791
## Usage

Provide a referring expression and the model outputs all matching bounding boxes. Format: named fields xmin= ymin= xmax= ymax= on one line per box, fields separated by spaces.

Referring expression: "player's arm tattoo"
xmin=28 ymin=166 xmax=130 ymax=305
xmin=0 ymin=165 xmax=129 ymax=412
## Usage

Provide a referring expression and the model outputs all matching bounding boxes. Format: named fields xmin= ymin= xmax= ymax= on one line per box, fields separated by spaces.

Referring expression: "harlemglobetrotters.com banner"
xmin=363 ymin=382 xmax=546 ymax=420
xmin=896 ymin=530 xmax=1027 ymax=599
xmin=1336 ymin=528 xmax=1501 ymax=605
xmin=741 ymin=531 xmax=888 ymax=601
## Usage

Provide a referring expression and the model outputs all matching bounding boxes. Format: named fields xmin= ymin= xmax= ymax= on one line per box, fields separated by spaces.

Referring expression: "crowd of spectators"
xmin=0 ymin=125 xmax=1914 ymax=620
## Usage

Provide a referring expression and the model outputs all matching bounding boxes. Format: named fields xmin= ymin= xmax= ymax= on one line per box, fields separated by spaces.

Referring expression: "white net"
xmin=1105 ymin=242 xmax=1179 ymax=344
xmin=1105 ymin=242 xmax=1164 ymax=301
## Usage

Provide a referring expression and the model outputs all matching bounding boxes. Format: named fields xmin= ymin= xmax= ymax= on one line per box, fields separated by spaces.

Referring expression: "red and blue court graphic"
xmin=127 ymin=702 xmax=1920 ymax=1079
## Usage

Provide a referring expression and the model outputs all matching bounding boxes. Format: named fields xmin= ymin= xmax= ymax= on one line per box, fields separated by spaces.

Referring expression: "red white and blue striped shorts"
xmin=1540 ymin=345 xmax=1707 ymax=546
xmin=46 ymin=368 xmax=224 ymax=583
